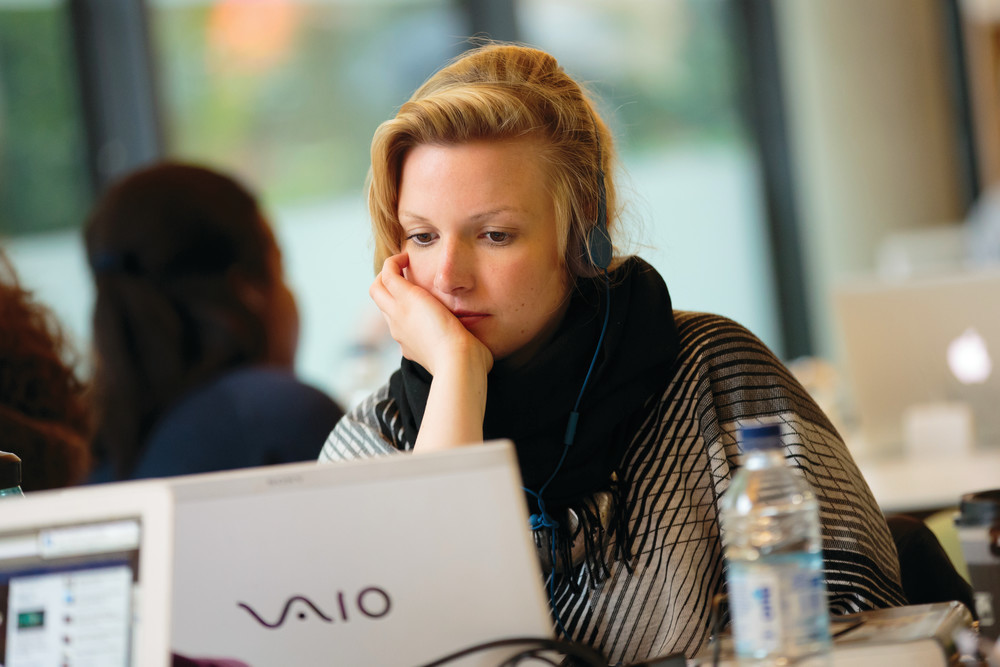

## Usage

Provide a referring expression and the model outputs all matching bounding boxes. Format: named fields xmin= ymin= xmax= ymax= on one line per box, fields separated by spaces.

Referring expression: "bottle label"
xmin=727 ymin=552 xmax=830 ymax=659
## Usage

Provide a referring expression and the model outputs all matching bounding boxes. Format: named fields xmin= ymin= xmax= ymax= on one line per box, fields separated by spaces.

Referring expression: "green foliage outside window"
xmin=0 ymin=7 xmax=90 ymax=237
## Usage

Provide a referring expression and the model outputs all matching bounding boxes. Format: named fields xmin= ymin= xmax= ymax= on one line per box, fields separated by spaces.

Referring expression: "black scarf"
xmin=389 ymin=257 xmax=679 ymax=573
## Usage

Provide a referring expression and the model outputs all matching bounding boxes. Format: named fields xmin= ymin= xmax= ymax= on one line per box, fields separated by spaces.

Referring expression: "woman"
xmin=319 ymin=44 xmax=905 ymax=663
xmin=0 ymin=247 xmax=91 ymax=490
xmin=86 ymin=163 xmax=343 ymax=482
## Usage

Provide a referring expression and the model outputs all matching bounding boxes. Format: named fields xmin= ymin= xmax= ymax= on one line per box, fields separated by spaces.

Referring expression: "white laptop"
xmin=0 ymin=481 xmax=174 ymax=667
xmin=167 ymin=440 xmax=554 ymax=667
xmin=833 ymin=266 xmax=1000 ymax=451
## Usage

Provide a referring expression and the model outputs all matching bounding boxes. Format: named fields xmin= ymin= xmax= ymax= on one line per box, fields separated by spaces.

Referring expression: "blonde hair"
xmin=367 ymin=42 xmax=620 ymax=277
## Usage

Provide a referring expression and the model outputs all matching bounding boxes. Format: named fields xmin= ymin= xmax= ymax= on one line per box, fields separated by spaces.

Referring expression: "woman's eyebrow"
xmin=399 ymin=207 xmax=521 ymax=224
xmin=468 ymin=207 xmax=518 ymax=223
xmin=398 ymin=210 xmax=428 ymax=222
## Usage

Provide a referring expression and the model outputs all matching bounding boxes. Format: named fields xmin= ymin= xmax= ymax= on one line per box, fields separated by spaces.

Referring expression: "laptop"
xmin=167 ymin=440 xmax=554 ymax=667
xmin=833 ymin=266 xmax=1000 ymax=452
xmin=0 ymin=481 xmax=174 ymax=667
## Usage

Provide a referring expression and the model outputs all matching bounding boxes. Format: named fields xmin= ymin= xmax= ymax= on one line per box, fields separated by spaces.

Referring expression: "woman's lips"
xmin=454 ymin=310 xmax=488 ymax=328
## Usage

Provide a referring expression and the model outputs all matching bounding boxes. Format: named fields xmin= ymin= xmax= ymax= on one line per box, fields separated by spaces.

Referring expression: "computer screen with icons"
xmin=0 ymin=482 xmax=174 ymax=667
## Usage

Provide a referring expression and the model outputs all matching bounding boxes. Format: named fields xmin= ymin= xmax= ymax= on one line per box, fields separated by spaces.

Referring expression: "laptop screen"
xmin=833 ymin=267 xmax=1000 ymax=451
xmin=168 ymin=440 xmax=553 ymax=667
xmin=0 ymin=484 xmax=173 ymax=667
xmin=0 ymin=519 xmax=142 ymax=664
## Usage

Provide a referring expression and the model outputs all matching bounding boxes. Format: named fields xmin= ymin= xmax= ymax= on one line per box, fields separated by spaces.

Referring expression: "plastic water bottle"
xmin=719 ymin=423 xmax=831 ymax=665
xmin=0 ymin=451 xmax=25 ymax=498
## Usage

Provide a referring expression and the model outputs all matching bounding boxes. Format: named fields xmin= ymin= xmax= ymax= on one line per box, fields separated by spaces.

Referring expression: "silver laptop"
xmin=0 ymin=482 xmax=174 ymax=667
xmin=167 ymin=440 xmax=554 ymax=666
xmin=833 ymin=266 xmax=1000 ymax=451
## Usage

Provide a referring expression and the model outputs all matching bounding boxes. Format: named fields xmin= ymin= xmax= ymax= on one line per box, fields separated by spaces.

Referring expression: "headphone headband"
xmin=586 ymin=115 xmax=612 ymax=271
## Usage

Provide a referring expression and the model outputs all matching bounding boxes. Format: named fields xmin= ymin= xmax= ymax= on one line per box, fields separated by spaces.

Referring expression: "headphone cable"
xmin=525 ymin=268 xmax=612 ymax=637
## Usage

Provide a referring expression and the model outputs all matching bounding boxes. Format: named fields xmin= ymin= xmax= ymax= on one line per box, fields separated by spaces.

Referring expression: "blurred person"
xmin=86 ymin=163 xmax=343 ymax=482
xmin=0 ymin=246 xmax=91 ymax=490
xmin=319 ymin=43 xmax=906 ymax=663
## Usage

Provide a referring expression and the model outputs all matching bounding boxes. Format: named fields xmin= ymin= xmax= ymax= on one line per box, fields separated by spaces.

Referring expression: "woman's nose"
xmin=433 ymin=239 xmax=474 ymax=294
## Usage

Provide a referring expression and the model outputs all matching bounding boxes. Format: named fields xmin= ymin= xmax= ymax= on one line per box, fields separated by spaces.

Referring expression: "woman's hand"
xmin=369 ymin=252 xmax=492 ymax=376
xmin=370 ymin=253 xmax=493 ymax=451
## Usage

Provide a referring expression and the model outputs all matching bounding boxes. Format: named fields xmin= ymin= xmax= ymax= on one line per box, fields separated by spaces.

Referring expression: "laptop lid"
xmin=168 ymin=440 xmax=554 ymax=666
xmin=833 ymin=267 xmax=1000 ymax=450
xmin=0 ymin=482 xmax=174 ymax=667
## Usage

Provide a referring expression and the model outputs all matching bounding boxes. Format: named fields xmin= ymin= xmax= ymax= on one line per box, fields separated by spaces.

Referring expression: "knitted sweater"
xmin=319 ymin=311 xmax=906 ymax=663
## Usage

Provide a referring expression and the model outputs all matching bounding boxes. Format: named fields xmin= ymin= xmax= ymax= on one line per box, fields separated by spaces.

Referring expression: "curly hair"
xmin=0 ymin=247 xmax=92 ymax=490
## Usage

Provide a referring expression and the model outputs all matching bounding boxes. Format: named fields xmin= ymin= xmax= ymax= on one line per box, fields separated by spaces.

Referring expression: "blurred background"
xmin=1 ymin=0 xmax=997 ymax=429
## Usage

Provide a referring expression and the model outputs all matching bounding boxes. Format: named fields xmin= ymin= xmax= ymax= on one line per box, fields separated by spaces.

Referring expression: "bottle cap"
xmin=0 ymin=451 xmax=22 ymax=489
xmin=740 ymin=423 xmax=783 ymax=451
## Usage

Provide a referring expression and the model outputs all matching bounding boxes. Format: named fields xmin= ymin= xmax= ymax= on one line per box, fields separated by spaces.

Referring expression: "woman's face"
xmin=397 ymin=139 xmax=571 ymax=365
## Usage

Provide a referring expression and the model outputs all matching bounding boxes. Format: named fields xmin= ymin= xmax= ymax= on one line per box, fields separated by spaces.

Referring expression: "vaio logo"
xmin=237 ymin=587 xmax=392 ymax=629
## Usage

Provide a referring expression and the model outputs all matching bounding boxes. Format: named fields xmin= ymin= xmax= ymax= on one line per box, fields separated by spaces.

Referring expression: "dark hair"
xmin=0 ymin=248 xmax=92 ymax=490
xmin=85 ymin=162 xmax=282 ymax=479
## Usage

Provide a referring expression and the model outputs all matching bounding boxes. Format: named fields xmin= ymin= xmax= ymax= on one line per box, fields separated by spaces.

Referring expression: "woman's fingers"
xmin=370 ymin=251 xmax=493 ymax=377
xmin=371 ymin=252 xmax=459 ymax=370
xmin=370 ymin=253 xmax=408 ymax=311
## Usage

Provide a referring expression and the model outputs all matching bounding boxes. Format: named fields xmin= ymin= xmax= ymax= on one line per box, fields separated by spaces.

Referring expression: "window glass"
xmin=149 ymin=0 xmax=467 ymax=403
xmin=518 ymin=0 xmax=782 ymax=353
xmin=151 ymin=0 xmax=463 ymax=202
xmin=0 ymin=0 xmax=90 ymax=237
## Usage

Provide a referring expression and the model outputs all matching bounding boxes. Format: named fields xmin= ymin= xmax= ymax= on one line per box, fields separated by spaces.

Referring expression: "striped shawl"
xmin=319 ymin=310 xmax=906 ymax=663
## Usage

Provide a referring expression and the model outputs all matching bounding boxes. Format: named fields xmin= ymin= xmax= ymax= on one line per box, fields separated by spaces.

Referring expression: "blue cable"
xmin=525 ymin=269 xmax=611 ymax=638
xmin=523 ymin=488 xmax=568 ymax=638
xmin=563 ymin=269 xmax=612 ymax=447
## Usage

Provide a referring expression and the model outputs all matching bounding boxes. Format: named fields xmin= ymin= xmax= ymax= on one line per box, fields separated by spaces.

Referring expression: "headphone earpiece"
xmin=586 ymin=174 xmax=612 ymax=271
xmin=586 ymin=120 xmax=612 ymax=272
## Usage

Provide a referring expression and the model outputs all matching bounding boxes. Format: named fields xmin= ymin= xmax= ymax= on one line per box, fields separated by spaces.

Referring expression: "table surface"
xmin=848 ymin=441 xmax=1000 ymax=514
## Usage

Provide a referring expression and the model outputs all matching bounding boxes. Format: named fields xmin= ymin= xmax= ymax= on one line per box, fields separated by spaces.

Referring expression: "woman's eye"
xmin=407 ymin=232 xmax=434 ymax=246
xmin=485 ymin=231 xmax=511 ymax=244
